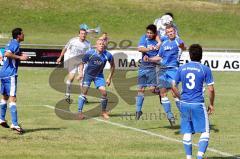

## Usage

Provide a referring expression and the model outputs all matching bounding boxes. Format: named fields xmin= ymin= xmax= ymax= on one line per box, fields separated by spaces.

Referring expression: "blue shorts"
xmin=82 ymin=73 xmax=106 ymax=89
xmin=158 ymin=67 xmax=177 ymax=89
xmin=1 ymin=76 xmax=17 ymax=97
xmin=180 ymin=102 xmax=209 ymax=134
xmin=138 ymin=67 xmax=157 ymax=88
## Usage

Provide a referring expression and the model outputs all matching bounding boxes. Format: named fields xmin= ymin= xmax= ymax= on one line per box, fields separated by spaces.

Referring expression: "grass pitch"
xmin=0 ymin=68 xmax=239 ymax=159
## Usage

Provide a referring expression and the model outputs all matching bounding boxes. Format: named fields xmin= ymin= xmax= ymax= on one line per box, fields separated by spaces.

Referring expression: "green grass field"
xmin=0 ymin=68 xmax=239 ymax=159
xmin=0 ymin=0 xmax=240 ymax=48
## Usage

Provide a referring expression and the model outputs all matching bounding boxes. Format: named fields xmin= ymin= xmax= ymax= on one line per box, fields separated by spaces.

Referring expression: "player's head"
xmin=102 ymin=32 xmax=107 ymax=37
xmin=165 ymin=24 xmax=176 ymax=40
xmin=96 ymin=39 xmax=105 ymax=53
xmin=189 ymin=44 xmax=202 ymax=62
xmin=79 ymin=29 xmax=87 ymax=41
xmin=161 ymin=15 xmax=173 ymax=27
xmin=146 ymin=24 xmax=157 ymax=39
xmin=99 ymin=32 xmax=108 ymax=47
xmin=164 ymin=12 xmax=174 ymax=19
xmin=12 ymin=28 xmax=24 ymax=42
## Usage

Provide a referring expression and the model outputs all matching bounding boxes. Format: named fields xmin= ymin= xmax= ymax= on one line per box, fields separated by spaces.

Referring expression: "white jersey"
xmin=64 ymin=37 xmax=91 ymax=61
xmin=154 ymin=15 xmax=179 ymax=37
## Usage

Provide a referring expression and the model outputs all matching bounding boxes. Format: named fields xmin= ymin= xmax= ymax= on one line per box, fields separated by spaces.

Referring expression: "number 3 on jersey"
xmin=186 ymin=73 xmax=195 ymax=89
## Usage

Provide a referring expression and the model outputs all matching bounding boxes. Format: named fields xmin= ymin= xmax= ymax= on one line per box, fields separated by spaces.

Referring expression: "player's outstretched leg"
xmin=0 ymin=99 xmax=9 ymax=128
xmin=183 ymin=133 xmax=192 ymax=159
xmin=197 ymin=132 xmax=209 ymax=159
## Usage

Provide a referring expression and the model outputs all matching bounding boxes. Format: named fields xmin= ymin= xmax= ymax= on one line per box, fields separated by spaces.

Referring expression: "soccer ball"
xmin=161 ymin=15 xmax=173 ymax=26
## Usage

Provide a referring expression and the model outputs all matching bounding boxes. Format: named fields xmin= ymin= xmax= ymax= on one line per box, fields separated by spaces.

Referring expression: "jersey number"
xmin=186 ymin=73 xmax=195 ymax=89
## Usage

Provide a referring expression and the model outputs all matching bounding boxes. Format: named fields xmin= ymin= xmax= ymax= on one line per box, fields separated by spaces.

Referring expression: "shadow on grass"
xmin=24 ymin=127 xmax=66 ymax=134
xmin=162 ymin=124 xmax=219 ymax=135
xmin=210 ymin=124 xmax=220 ymax=133
xmin=109 ymin=113 xmax=134 ymax=117
xmin=141 ymin=126 xmax=162 ymax=130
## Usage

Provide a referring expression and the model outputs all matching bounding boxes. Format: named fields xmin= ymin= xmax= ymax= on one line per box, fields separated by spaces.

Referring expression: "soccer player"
xmin=135 ymin=24 xmax=160 ymax=120
xmin=98 ymin=32 xmax=109 ymax=48
xmin=56 ymin=29 xmax=91 ymax=103
xmin=154 ymin=12 xmax=179 ymax=38
xmin=172 ymin=44 xmax=215 ymax=159
xmin=77 ymin=39 xmax=115 ymax=120
xmin=144 ymin=24 xmax=186 ymax=126
xmin=0 ymin=28 xmax=28 ymax=133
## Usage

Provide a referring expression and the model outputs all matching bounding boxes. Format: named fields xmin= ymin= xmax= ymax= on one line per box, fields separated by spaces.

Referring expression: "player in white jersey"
xmin=56 ymin=29 xmax=91 ymax=103
xmin=154 ymin=12 xmax=179 ymax=38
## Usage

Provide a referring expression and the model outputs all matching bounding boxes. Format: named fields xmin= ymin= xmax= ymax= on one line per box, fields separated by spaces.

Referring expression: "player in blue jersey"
xmin=0 ymin=28 xmax=28 ymax=134
xmin=172 ymin=44 xmax=215 ymax=159
xmin=143 ymin=24 xmax=186 ymax=126
xmin=135 ymin=24 xmax=161 ymax=120
xmin=76 ymin=39 xmax=115 ymax=120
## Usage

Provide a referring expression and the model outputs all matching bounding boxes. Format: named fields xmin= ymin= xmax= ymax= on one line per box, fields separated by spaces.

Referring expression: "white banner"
xmin=105 ymin=50 xmax=240 ymax=71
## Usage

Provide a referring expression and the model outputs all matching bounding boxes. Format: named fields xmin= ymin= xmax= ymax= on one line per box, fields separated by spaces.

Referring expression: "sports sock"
xmin=161 ymin=97 xmax=171 ymax=114
xmin=197 ymin=132 xmax=209 ymax=159
xmin=0 ymin=99 xmax=7 ymax=121
xmin=101 ymin=97 xmax=108 ymax=112
xmin=136 ymin=95 xmax=144 ymax=112
xmin=9 ymin=102 xmax=18 ymax=126
xmin=183 ymin=133 xmax=192 ymax=159
xmin=78 ymin=95 xmax=86 ymax=112
xmin=66 ymin=80 xmax=71 ymax=96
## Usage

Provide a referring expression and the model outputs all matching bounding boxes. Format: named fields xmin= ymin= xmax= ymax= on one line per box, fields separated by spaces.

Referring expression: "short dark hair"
xmin=79 ymin=28 xmax=87 ymax=33
xmin=146 ymin=24 xmax=157 ymax=34
xmin=165 ymin=12 xmax=174 ymax=19
xmin=189 ymin=44 xmax=202 ymax=62
xmin=12 ymin=28 xmax=22 ymax=39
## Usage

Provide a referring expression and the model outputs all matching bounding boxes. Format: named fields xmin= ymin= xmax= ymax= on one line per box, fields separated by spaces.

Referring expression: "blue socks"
xmin=0 ymin=99 xmax=7 ymax=121
xmin=78 ymin=95 xmax=86 ymax=112
xmin=182 ymin=132 xmax=209 ymax=159
xmin=136 ymin=95 xmax=144 ymax=112
xmin=9 ymin=102 xmax=18 ymax=126
xmin=197 ymin=132 xmax=209 ymax=159
xmin=101 ymin=97 xmax=108 ymax=112
xmin=183 ymin=133 xmax=192 ymax=159
xmin=161 ymin=97 xmax=172 ymax=115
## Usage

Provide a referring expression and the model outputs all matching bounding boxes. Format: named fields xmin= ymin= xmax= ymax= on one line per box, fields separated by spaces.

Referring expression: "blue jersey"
xmin=160 ymin=35 xmax=169 ymax=42
xmin=83 ymin=49 xmax=113 ymax=77
xmin=175 ymin=61 xmax=214 ymax=103
xmin=0 ymin=39 xmax=20 ymax=78
xmin=158 ymin=37 xmax=183 ymax=68
xmin=138 ymin=35 xmax=159 ymax=68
